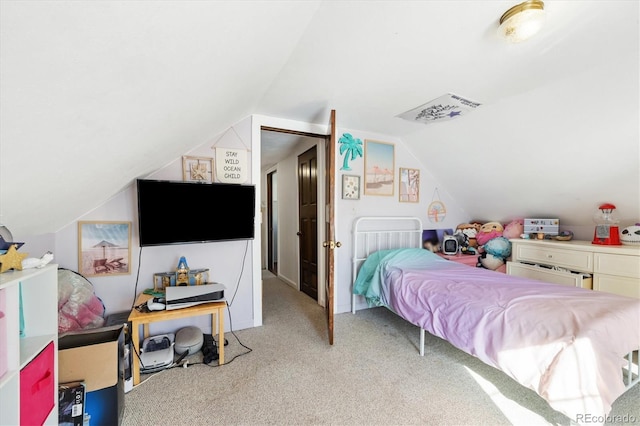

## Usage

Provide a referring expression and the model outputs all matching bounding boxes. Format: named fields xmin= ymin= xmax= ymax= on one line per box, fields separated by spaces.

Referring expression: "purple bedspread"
xmin=354 ymin=248 xmax=640 ymax=423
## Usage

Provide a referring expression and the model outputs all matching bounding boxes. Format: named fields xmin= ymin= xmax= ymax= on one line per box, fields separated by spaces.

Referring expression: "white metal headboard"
xmin=351 ymin=216 xmax=423 ymax=313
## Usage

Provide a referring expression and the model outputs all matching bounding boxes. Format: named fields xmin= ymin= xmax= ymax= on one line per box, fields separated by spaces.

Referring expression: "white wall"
xmin=255 ymin=115 xmax=469 ymax=315
xmin=331 ymin=127 xmax=468 ymax=313
xmin=30 ymin=116 xmax=258 ymax=337
xmin=17 ymin=112 xmax=469 ymax=339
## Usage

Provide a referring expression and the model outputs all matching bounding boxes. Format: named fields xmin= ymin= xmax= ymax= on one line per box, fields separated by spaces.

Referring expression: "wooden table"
xmin=128 ymin=293 xmax=226 ymax=385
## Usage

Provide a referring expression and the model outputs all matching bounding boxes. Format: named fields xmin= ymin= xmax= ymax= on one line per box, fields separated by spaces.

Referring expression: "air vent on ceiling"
xmin=397 ymin=93 xmax=481 ymax=125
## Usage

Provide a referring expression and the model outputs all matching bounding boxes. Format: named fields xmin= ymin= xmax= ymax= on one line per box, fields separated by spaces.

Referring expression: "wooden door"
xmin=267 ymin=171 xmax=276 ymax=274
xmin=323 ymin=110 xmax=337 ymax=345
xmin=298 ymin=146 xmax=318 ymax=300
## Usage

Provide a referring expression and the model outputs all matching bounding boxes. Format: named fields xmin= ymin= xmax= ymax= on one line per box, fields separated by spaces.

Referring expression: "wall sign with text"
xmin=215 ymin=148 xmax=248 ymax=183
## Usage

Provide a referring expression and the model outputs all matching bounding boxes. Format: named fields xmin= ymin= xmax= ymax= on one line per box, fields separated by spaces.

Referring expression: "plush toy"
xmin=476 ymin=221 xmax=504 ymax=246
xmin=451 ymin=229 xmax=478 ymax=255
xmin=456 ymin=222 xmax=482 ymax=247
xmin=502 ymin=219 xmax=524 ymax=240
xmin=423 ymin=239 xmax=440 ymax=253
xmin=477 ymin=236 xmax=512 ymax=270
xmin=621 ymin=223 xmax=640 ymax=245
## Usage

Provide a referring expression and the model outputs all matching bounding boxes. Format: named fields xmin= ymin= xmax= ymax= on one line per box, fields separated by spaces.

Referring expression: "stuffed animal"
xmin=423 ymin=239 xmax=440 ymax=252
xmin=502 ymin=219 xmax=524 ymax=240
xmin=476 ymin=221 xmax=504 ymax=246
xmin=477 ymin=236 xmax=512 ymax=270
xmin=451 ymin=229 xmax=478 ymax=255
xmin=456 ymin=222 xmax=482 ymax=247
xmin=621 ymin=223 xmax=640 ymax=245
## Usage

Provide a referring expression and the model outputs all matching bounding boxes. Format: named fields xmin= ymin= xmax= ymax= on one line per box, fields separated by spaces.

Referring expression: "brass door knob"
xmin=322 ymin=241 xmax=342 ymax=249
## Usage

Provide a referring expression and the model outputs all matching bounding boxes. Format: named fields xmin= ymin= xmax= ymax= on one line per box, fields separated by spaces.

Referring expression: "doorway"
xmin=258 ymin=112 xmax=337 ymax=345
xmin=260 ymin=127 xmax=324 ymax=300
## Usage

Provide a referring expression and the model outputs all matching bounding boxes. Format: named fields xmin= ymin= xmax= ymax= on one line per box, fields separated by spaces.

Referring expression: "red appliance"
xmin=592 ymin=203 xmax=621 ymax=245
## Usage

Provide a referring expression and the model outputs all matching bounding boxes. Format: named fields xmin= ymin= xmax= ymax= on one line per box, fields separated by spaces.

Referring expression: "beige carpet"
xmin=122 ymin=271 xmax=639 ymax=425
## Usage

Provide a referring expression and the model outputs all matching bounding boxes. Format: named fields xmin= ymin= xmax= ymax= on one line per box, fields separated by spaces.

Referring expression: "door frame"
xmin=251 ymin=116 xmax=330 ymax=327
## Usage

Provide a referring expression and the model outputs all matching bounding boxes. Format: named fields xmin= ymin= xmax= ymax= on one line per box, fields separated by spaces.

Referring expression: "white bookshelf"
xmin=0 ymin=264 xmax=58 ymax=425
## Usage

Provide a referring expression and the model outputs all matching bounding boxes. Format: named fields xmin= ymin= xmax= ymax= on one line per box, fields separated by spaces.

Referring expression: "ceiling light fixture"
xmin=498 ymin=0 xmax=545 ymax=43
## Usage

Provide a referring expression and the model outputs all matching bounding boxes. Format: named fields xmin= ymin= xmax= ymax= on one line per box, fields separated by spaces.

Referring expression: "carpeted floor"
xmin=122 ymin=270 xmax=639 ymax=425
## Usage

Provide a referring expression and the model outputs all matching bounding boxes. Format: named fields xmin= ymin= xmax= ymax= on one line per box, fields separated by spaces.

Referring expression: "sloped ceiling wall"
xmin=1 ymin=1 xmax=638 ymax=237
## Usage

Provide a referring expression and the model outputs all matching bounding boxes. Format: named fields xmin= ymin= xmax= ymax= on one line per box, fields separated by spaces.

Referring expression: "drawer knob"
xmin=547 ymin=254 xmax=553 ymax=258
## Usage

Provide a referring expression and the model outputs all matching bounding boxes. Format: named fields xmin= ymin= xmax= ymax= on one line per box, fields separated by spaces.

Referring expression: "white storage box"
xmin=524 ymin=218 xmax=559 ymax=235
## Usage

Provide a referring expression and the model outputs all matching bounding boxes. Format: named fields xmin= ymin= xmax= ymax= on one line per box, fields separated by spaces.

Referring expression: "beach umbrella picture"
xmin=94 ymin=240 xmax=118 ymax=258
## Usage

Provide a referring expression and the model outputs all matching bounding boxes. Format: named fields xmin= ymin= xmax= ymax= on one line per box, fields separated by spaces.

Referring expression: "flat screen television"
xmin=136 ymin=179 xmax=256 ymax=247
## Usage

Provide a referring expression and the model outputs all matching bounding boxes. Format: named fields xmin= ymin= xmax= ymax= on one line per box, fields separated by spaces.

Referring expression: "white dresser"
xmin=507 ymin=239 xmax=640 ymax=299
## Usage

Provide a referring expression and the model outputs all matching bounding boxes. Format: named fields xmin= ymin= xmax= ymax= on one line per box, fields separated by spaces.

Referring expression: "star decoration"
xmin=0 ymin=244 xmax=29 ymax=273
xmin=190 ymin=162 xmax=208 ymax=180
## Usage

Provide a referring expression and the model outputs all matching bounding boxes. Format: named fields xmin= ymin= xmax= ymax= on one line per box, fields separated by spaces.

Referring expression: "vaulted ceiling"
xmin=1 ymin=1 xmax=638 ymax=237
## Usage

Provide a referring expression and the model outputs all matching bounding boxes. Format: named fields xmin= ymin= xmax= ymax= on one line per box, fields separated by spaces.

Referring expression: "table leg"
xmin=131 ymin=321 xmax=140 ymax=386
xmin=218 ymin=307 xmax=224 ymax=365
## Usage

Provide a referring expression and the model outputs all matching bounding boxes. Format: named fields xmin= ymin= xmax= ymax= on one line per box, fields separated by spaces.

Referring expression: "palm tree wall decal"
xmin=338 ymin=133 xmax=363 ymax=171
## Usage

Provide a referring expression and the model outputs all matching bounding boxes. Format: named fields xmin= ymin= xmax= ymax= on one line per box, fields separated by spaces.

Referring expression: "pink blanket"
xmin=355 ymin=248 xmax=640 ymax=423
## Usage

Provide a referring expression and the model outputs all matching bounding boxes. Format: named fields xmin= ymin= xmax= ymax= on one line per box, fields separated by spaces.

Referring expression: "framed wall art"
xmin=342 ymin=174 xmax=361 ymax=200
xmin=364 ymin=140 xmax=395 ymax=196
xmin=78 ymin=221 xmax=131 ymax=277
xmin=399 ymin=167 xmax=420 ymax=203
xmin=182 ymin=156 xmax=213 ymax=182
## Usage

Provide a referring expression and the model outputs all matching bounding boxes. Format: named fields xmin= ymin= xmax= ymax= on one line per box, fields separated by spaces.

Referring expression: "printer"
xmin=164 ymin=283 xmax=226 ymax=310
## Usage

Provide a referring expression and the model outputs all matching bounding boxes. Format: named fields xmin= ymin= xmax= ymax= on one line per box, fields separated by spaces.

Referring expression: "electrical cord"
xmin=191 ymin=242 xmax=254 ymax=367
xmin=228 ymin=239 xmax=249 ymax=307
xmin=130 ymin=246 xmax=144 ymax=310
xmin=222 ymin=240 xmax=253 ymax=359
xmin=129 ymin=239 xmax=254 ymax=382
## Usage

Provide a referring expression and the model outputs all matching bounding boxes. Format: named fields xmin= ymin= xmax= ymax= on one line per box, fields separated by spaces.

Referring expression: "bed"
xmin=351 ymin=216 xmax=640 ymax=424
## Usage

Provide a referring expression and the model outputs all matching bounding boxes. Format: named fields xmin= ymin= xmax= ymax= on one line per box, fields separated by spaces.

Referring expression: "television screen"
xmin=136 ymin=179 xmax=255 ymax=247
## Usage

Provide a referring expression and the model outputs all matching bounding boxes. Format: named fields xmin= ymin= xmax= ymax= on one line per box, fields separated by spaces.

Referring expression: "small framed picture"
xmin=182 ymin=156 xmax=213 ymax=182
xmin=399 ymin=168 xmax=420 ymax=203
xmin=342 ymin=175 xmax=360 ymax=200
xmin=78 ymin=221 xmax=131 ymax=277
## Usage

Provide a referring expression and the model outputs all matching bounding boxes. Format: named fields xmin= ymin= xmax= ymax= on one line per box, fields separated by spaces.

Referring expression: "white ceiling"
xmin=1 ymin=1 xmax=638 ymax=237
xmin=260 ymin=130 xmax=309 ymax=171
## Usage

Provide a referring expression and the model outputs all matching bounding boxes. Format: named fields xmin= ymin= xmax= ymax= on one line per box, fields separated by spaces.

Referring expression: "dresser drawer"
xmin=506 ymin=262 xmax=592 ymax=289
xmin=594 ymin=274 xmax=640 ymax=299
xmin=594 ymin=253 xmax=640 ymax=279
xmin=514 ymin=245 xmax=593 ymax=272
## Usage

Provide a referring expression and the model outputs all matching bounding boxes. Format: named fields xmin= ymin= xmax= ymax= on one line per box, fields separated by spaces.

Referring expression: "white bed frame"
xmin=351 ymin=216 xmax=431 ymax=354
xmin=351 ymin=216 xmax=423 ymax=314
xmin=351 ymin=216 xmax=639 ymax=388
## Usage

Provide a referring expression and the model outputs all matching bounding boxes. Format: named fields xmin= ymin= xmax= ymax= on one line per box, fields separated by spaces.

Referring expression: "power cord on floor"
xmin=132 ymin=241 xmax=255 ymax=384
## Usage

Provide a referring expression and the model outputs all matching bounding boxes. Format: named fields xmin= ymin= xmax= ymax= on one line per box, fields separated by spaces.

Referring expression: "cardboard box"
xmin=524 ymin=218 xmax=559 ymax=235
xmin=59 ymin=381 xmax=85 ymax=426
xmin=58 ymin=325 xmax=125 ymax=426
xmin=104 ymin=312 xmax=133 ymax=393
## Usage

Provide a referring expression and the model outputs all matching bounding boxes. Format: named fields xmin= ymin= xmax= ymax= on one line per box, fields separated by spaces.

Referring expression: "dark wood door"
xmin=323 ymin=110 xmax=336 ymax=345
xmin=267 ymin=171 xmax=276 ymax=274
xmin=298 ymin=146 xmax=318 ymax=300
